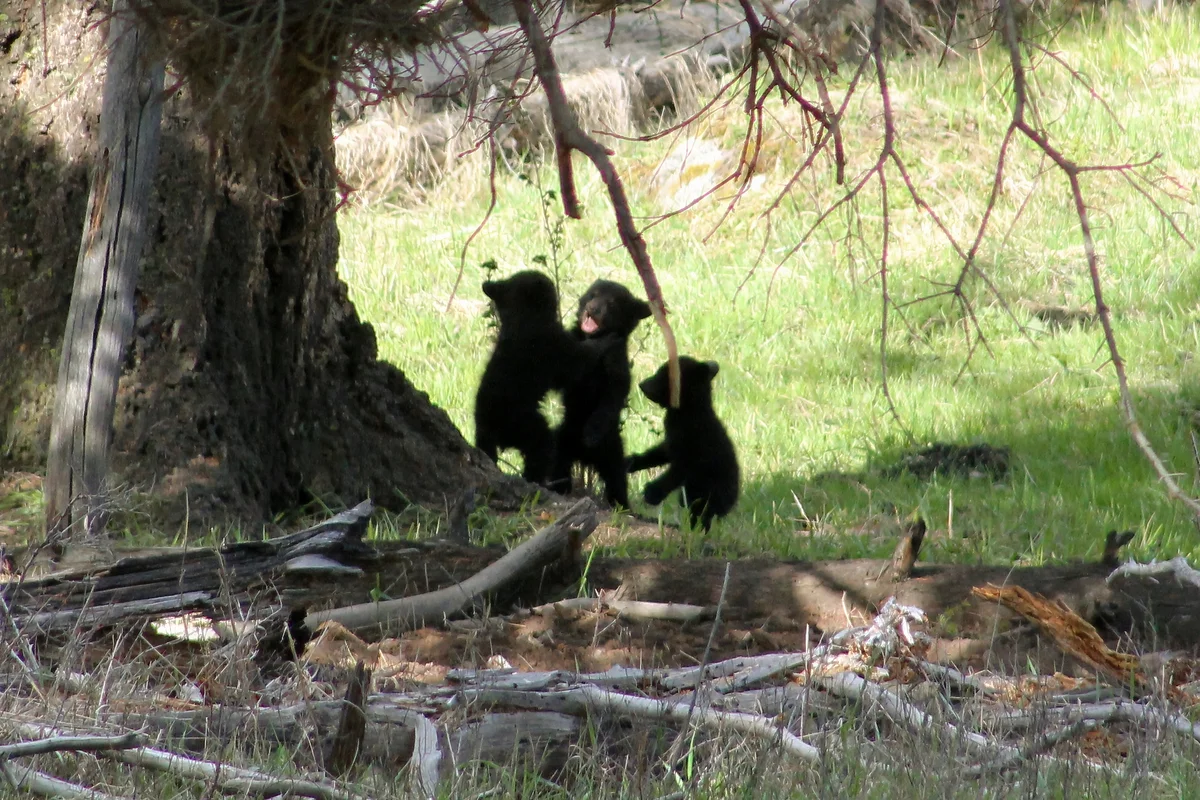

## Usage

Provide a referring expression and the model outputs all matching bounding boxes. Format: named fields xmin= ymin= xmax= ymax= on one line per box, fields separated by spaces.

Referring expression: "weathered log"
xmin=304 ymin=497 xmax=598 ymax=635
xmin=44 ymin=0 xmax=164 ymax=539
xmin=4 ymin=501 xmax=379 ymax=631
xmin=447 ymin=712 xmax=579 ymax=773
xmin=121 ymin=700 xmax=582 ymax=778
xmin=580 ymin=557 xmax=1200 ymax=651
xmin=463 ymin=684 xmax=821 ymax=762
xmin=7 ymin=500 xmax=1199 ymax=653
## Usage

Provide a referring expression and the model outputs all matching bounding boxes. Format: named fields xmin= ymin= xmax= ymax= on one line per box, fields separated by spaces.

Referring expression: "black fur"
xmin=548 ymin=280 xmax=652 ymax=508
xmin=474 ymin=271 xmax=582 ymax=483
xmin=627 ymin=356 xmax=740 ymax=532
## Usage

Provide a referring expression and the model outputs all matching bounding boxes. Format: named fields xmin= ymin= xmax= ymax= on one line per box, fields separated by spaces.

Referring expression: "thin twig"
xmin=997 ymin=0 xmax=1200 ymax=521
xmin=963 ymin=719 xmax=1100 ymax=779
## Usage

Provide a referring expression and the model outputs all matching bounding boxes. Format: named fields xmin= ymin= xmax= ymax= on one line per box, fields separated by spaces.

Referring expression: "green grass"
xmin=338 ymin=6 xmax=1200 ymax=565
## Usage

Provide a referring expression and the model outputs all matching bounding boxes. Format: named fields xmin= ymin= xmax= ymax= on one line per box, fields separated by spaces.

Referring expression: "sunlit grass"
xmin=338 ymin=6 xmax=1200 ymax=564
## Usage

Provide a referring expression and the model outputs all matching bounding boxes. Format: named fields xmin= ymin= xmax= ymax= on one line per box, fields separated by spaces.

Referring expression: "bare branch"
xmin=1107 ymin=556 xmax=1200 ymax=590
xmin=962 ymin=719 xmax=1100 ymax=779
xmin=0 ymin=733 xmax=144 ymax=759
xmin=512 ymin=0 xmax=681 ymax=405
xmin=7 ymin=722 xmax=357 ymax=800
xmin=0 ymin=761 xmax=128 ymax=800
xmin=466 ymin=683 xmax=821 ymax=762
xmin=997 ymin=0 xmax=1200 ymax=521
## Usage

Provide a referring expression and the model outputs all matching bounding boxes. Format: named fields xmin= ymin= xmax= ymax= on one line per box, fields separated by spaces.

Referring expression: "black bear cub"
xmin=474 ymin=271 xmax=582 ymax=483
xmin=627 ymin=356 xmax=740 ymax=532
xmin=548 ymin=280 xmax=652 ymax=509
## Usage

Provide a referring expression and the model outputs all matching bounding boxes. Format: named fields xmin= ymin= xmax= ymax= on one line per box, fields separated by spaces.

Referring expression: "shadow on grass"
xmin=593 ymin=381 xmax=1200 ymax=652
xmin=726 ymin=380 xmax=1200 ymax=563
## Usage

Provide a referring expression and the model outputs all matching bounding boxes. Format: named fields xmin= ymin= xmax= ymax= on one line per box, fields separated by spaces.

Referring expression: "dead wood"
xmin=13 ymin=596 xmax=1200 ymax=795
xmin=971 ymin=584 xmax=1143 ymax=689
xmin=985 ymin=700 xmax=1200 ymax=743
xmin=44 ymin=0 xmax=165 ymax=539
xmin=6 ymin=721 xmax=357 ymax=800
xmin=0 ymin=761 xmax=130 ymax=800
xmin=962 ymin=719 xmax=1100 ymax=779
xmin=325 ymin=661 xmax=370 ymax=776
xmin=400 ymin=710 xmax=441 ymax=800
xmin=531 ymin=595 xmax=715 ymax=622
xmin=889 ymin=514 xmax=926 ymax=580
xmin=1108 ymin=555 xmax=1200 ymax=590
xmin=464 ymin=684 xmax=822 ymax=762
xmin=3 ymin=501 xmax=379 ymax=633
xmin=6 ymin=503 xmax=1196 ymax=658
xmin=448 ymin=711 xmax=579 ymax=774
xmin=304 ymin=497 xmax=598 ymax=635
xmin=0 ymin=732 xmax=145 ymax=800
xmin=818 ymin=671 xmax=1013 ymax=758
xmin=580 ymin=556 xmax=1200 ymax=652
xmin=0 ymin=732 xmax=144 ymax=758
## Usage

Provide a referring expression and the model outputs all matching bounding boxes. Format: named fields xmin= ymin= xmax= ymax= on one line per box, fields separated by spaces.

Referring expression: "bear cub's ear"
xmin=633 ymin=299 xmax=652 ymax=321
xmin=705 ymin=361 xmax=720 ymax=378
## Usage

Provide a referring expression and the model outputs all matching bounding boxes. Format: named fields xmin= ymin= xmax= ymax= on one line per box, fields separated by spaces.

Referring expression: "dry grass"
xmin=334 ymin=52 xmax=721 ymax=205
xmin=1 ymin=593 xmax=1198 ymax=799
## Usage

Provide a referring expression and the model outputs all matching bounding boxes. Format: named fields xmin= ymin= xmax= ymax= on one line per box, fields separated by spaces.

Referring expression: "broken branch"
xmin=511 ymin=0 xmax=680 ymax=406
xmin=305 ymin=497 xmax=598 ymax=634
xmin=467 ymin=683 xmax=820 ymax=762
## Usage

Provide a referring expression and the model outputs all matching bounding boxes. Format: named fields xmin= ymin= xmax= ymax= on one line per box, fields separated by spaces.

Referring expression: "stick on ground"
xmin=306 ymin=498 xmax=598 ymax=634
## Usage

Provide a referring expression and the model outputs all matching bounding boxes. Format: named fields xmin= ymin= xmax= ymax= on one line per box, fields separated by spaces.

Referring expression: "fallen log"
xmin=1 ymin=501 xmax=381 ymax=632
xmin=6 ymin=502 xmax=1198 ymax=655
xmin=578 ymin=556 xmax=1200 ymax=652
xmin=304 ymin=497 xmax=598 ymax=635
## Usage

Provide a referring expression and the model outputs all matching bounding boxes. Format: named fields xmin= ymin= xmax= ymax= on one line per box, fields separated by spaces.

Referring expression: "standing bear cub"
xmin=548 ymin=279 xmax=652 ymax=509
xmin=627 ymin=356 xmax=740 ymax=532
xmin=474 ymin=271 xmax=582 ymax=483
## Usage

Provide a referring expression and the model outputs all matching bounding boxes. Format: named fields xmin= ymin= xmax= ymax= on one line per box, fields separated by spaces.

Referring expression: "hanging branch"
xmin=511 ymin=0 xmax=680 ymax=406
xmin=996 ymin=0 xmax=1200 ymax=521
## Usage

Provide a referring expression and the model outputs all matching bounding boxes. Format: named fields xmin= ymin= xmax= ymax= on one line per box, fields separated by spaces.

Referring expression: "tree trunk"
xmin=0 ymin=1 xmax=523 ymax=531
xmin=45 ymin=0 xmax=164 ymax=539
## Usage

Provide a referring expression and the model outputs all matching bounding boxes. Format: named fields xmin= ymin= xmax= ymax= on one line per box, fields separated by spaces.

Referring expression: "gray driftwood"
xmin=305 ymin=497 xmax=598 ymax=635
xmin=4 ymin=501 xmax=378 ymax=632
xmin=44 ymin=0 xmax=165 ymax=539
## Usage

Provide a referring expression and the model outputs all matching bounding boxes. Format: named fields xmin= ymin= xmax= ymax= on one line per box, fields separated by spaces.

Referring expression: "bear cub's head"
xmin=576 ymin=280 xmax=652 ymax=338
xmin=482 ymin=271 xmax=560 ymax=326
xmin=639 ymin=357 xmax=720 ymax=409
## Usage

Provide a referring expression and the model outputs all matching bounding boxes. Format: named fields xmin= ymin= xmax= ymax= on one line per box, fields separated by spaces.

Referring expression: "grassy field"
xmin=338 ymin=6 xmax=1200 ymax=565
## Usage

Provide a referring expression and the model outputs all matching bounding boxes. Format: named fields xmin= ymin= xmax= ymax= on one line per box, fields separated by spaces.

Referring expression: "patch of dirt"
xmin=387 ymin=610 xmax=817 ymax=679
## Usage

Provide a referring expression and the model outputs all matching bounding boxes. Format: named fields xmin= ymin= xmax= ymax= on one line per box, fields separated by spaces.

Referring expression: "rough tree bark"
xmin=0 ymin=0 xmax=524 ymax=531
xmin=44 ymin=0 xmax=164 ymax=539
